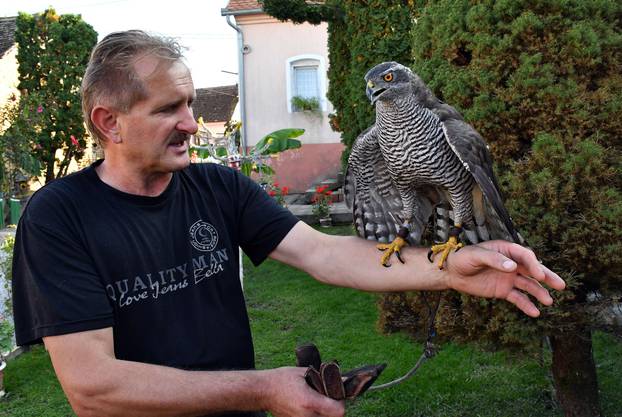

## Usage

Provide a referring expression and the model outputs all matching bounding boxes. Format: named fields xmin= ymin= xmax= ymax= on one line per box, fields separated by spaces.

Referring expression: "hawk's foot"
xmin=377 ymin=226 xmax=409 ymax=267
xmin=427 ymin=227 xmax=463 ymax=270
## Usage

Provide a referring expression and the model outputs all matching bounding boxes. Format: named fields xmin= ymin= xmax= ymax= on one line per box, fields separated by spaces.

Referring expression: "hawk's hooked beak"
xmin=366 ymin=80 xmax=386 ymax=105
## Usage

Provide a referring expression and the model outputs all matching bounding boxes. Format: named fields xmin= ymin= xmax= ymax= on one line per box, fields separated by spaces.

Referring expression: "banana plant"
xmin=190 ymin=117 xmax=304 ymax=178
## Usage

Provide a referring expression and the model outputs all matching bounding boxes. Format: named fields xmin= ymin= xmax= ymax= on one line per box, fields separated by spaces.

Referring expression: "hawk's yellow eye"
xmin=383 ymin=73 xmax=394 ymax=82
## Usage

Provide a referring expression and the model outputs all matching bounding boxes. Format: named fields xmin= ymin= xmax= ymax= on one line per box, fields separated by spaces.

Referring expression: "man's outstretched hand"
xmin=443 ymin=240 xmax=566 ymax=317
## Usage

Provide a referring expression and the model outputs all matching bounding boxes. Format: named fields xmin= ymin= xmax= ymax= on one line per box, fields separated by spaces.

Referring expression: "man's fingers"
xmin=500 ymin=243 xmax=546 ymax=280
xmin=506 ymin=289 xmax=540 ymax=318
xmin=513 ymin=275 xmax=552 ymax=306
xmin=306 ymin=388 xmax=345 ymax=417
xmin=462 ymin=245 xmax=517 ymax=273
xmin=540 ymin=264 xmax=566 ymax=290
xmin=515 ymin=263 xmax=565 ymax=292
xmin=480 ymin=241 xmax=566 ymax=290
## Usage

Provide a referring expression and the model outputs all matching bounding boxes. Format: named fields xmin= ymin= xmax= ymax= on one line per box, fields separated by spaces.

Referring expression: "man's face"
xmin=114 ymin=56 xmax=197 ymax=174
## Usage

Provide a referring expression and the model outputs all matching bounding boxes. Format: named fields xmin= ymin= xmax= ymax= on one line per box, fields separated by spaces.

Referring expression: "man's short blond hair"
xmin=81 ymin=30 xmax=185 ymax=145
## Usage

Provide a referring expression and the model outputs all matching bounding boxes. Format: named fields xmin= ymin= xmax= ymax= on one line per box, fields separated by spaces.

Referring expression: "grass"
xmin=1 ymin=345 xmax=73 ymax=416
xmin=1 ymin=225 xmax=621 ymax=416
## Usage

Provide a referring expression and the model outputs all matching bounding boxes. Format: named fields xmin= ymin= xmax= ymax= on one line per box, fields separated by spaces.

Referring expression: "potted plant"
xmin=291 ymin=96 xmax=321 ymax=115
xmin=311 ymin=185 xmax=333 ymax=227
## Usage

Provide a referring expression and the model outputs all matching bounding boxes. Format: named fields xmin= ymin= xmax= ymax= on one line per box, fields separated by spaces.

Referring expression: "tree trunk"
xmin=549 ymin=327 xmax=601 ymax=417
xmin=45 ymin=148 xmax=56 ymax=184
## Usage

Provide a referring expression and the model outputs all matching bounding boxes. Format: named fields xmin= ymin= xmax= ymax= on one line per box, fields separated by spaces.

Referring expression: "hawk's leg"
xmin=427 ymin=225 xmax=464 ymax=270
xmin=377 ymin=226 xmax=409 ymax=267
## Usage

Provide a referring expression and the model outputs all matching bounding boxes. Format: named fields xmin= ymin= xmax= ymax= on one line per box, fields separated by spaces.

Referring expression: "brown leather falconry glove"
xmin=295 ymin=343 xmax=386 ymax=400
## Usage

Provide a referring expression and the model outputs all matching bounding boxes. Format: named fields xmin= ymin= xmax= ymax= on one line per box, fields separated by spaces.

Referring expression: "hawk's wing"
xmin=430 ymin=102 xmax=522 ymax=243
xmin=345 ymin=125 xmax=434 ymax=245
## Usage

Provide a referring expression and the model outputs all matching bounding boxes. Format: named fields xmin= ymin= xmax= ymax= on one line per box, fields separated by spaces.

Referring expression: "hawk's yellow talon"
xmin=429 ymin=236 xmax=463 ymax=269
xmin=377 ymin=236 xmax=407 ymax=267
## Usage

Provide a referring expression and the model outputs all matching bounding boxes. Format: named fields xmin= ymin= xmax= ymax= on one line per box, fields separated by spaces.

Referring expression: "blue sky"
xmin=0 ymin=0 xmax=238 ymax=88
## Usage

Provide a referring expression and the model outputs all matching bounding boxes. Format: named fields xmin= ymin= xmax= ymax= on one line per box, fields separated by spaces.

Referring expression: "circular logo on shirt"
xmin=189 ymin=220 xmax=219 ymax=252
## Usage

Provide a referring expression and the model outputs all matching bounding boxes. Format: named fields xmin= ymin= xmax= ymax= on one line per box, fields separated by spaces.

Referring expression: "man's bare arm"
xmin=270 ymin=222 xmax=565 ymax=317
xmin=44 ymin=327 xmax=344 ymax=417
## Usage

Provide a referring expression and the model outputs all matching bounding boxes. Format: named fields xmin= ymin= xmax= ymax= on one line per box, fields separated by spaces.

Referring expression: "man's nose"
xmin=178 ymin=106 xmax=198 ymax=134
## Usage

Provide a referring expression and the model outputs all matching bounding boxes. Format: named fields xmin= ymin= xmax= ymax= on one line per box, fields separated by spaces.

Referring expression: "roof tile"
xmin=0 ymin=17 xmax=17 ymax=58
xmin=225 ymin=0 xmax=262 ymax=12
xmin=192 ymin=85 xmax=239 ymax=123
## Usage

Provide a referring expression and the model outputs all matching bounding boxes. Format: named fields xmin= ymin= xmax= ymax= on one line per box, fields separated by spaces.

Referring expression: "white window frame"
xmin=285 ymin=54 xmax=327 ymax=113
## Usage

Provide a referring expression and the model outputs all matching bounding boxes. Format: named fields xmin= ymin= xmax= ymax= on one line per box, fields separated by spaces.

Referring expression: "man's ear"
xmin=91 ymin=106 xmax=122 ymax=143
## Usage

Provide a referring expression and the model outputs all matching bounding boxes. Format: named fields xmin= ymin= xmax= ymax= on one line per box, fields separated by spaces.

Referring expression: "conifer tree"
xmin=379 ymin=1 xmax=621 ymax=416
xmin=264 ymin=1 xmax=622 ymax=415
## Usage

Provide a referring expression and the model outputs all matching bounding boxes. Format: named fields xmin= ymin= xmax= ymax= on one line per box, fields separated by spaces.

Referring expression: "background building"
xmin=222 ymin=0 xmax=343 ymax=193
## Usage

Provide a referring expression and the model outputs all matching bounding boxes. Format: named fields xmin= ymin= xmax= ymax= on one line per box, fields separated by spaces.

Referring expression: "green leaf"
xmin=255 ymin=128 xmax=304 ymax=155
xmin=257 ymin=164 xmax=275 ymax=175
xmin=240 ymin=161 xmax=253 ymax=177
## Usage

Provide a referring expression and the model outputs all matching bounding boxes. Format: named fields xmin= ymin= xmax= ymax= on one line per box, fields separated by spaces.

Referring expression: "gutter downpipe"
xmin=222 ymin=10 xmax=255 ymax=156
xmin=222 ymin=9 xmax=261 ymax=289
xmin=225 ymin=12 xmax=247 ymax=289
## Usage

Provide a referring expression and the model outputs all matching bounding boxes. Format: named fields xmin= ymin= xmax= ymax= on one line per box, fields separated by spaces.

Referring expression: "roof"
xmin=224 ymin=0 xmax=262 ymax=12
xmin=192 ymin=85 xmax=239 ymax=124
xmin=222 ymin=1 xmax=325 ymax=14
xmin=0 ymin=16 xmax=16 ymax=58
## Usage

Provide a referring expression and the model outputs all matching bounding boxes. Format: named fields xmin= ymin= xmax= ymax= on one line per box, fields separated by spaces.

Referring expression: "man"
xmin=12 ymin=31 xmax=565 ymax=417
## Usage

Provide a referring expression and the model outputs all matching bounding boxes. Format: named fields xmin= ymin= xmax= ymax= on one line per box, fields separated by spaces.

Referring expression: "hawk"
xmin=345 ymin=62 xmax=523 ymax=268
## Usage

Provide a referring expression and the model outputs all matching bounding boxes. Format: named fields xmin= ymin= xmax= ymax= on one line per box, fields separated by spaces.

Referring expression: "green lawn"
xmin=2 ymin=225 xmax=621 ymax=416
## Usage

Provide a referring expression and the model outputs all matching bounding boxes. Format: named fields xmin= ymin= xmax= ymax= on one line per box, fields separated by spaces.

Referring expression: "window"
xmin=294 ymin=66 xmax=319 ymax=100
xmin=286 ymin=55 xmax=327 ymax=113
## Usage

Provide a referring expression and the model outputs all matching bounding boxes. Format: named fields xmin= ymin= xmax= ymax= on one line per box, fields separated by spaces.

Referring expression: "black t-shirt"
xmin=13 ymin=161 xmax=298 ymax=413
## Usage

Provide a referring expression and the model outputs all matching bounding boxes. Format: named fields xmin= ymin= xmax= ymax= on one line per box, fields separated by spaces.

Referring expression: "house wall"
xmin=261 ymin=143 xmax=344 ymax=192
xmin=206 ymin=121 xmax=226 ymax=137
xmin=0 ymin=46 xmax=18 ymax=104
xmin=236 ymin=14 xmax=343 ymax=192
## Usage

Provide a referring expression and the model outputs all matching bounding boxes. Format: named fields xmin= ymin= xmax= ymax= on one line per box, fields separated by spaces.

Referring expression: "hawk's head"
xmin=364 ymin=62 xmax=414 ymax=105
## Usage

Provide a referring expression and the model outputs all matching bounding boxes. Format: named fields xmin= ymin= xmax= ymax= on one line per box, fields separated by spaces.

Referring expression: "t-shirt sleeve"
xmin=12 ymin=195 xmax=114 ymax=346
xmin=234 ymin=172 xmax=299 ymax=266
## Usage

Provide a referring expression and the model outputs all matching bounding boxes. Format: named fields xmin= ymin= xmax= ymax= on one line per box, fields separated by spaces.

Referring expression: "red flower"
xmin=326 ymin=190 xmax=333 ymax=196
xmin=70 ymin=135 xmax=79 ymax=147
xmin=282 ymin=186 xmax=289 ymax=195
xmin=268 ymin=190 xmax=277 ymax=197
xmin=273 ymin=181 xmax=279 ymax=187
xmin=37 ymin=105 xmax=43 ymax=113
xmin=316 ymin=185 xmax=329 ymax=193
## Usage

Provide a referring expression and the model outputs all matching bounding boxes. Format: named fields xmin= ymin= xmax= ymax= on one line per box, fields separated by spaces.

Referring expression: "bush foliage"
xmin=12 ymin=8 xmax=97 ymax=183
xmin=263 ymin=0 xmax=622 ymax=356
xmin=378 ymin=0 xmax=622 ymax=354
xmin=262 ymin=1 xmax=620 ymax=413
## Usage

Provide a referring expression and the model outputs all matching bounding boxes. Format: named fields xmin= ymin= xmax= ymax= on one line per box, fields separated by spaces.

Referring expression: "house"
xmin=191 ymin=84 xmax=239 ymax=138
xmin=221 ymin=0 xmax=344 ymax=193
xmin=0 ymin=16 xmax=18 ymax=108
